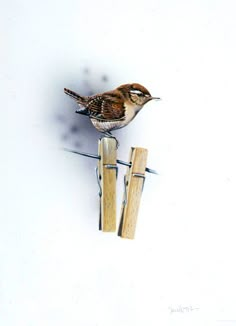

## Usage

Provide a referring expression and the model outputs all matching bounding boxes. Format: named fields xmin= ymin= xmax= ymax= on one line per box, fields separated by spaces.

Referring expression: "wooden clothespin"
xmin=118 ymin=147 xmax=148 ymax=239
xmin=97 ymin=137 xmax=117 ymax=232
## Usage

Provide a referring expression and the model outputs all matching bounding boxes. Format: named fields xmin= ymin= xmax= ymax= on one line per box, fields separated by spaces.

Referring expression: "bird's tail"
xmin=64 ymin=87 xmax=89 ymax=115
xmin=64 ymin=88 xmax=84 ymax=101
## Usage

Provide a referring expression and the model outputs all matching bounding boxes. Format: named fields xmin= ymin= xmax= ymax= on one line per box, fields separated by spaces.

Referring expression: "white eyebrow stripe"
xmin=130 ymin=89 xmax=143 ymax=95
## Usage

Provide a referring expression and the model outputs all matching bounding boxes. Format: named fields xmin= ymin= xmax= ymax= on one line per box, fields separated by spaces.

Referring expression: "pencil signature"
xmin=169 ymin=305 xmax=200 ymax=314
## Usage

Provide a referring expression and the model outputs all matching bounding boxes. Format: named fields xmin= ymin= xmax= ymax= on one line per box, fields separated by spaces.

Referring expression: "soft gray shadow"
xmin=51 ymin=67 xmax=123 ymax=171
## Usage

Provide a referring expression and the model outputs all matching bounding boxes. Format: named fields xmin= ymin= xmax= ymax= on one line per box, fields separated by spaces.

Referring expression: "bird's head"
xmin=117 ymin=83 xmax=160 ymax=107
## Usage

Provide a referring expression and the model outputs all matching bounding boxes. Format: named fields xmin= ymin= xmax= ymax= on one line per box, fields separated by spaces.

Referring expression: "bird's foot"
xmin=101 ymin=132 xmax=119 ymax=148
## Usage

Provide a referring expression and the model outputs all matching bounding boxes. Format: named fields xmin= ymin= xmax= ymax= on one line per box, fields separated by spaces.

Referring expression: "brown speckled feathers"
xmin=83 ymin=91 xmax=126 ymax=121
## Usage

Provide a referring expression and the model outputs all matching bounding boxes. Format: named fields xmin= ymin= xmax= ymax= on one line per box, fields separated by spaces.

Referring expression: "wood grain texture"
xmin=98 ymin=137 xmax=117 ymax=232
xmin=119 ymin=147 xmax=148 ymax=239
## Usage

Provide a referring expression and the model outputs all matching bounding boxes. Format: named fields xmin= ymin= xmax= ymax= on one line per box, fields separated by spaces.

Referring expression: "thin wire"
xmin=63 ymin=148 xmax=100 ymax=160
xmin=63 ymin=148 xmax=158 ymax=175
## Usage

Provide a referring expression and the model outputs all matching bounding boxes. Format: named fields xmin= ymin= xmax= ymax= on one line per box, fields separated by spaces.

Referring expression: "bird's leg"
xmin=101 ymin=131 xmax=119 ymax=148
xmin=103 ymin=131 xmax=113 ymax=138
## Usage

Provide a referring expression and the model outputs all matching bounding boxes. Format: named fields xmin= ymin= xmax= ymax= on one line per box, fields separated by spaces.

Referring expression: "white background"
xmin=1 ymin=0 xmax=236 ymax=325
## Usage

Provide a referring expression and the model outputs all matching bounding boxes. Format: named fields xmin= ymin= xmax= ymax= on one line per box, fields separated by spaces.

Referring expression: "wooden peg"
xmin=118 ymin=147 xmax=148 ymax=239
xmin=98 ymin=137 xmax=117 ymax=232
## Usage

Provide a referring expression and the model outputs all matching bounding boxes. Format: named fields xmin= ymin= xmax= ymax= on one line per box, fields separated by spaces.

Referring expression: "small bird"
xmin=64 ymin=83 xmax=160 ymax=137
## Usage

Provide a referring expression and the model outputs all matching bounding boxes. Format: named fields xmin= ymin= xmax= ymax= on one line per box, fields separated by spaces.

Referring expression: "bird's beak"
xmin=144 ymin=96 xmax=161 ymax=104
xmin=150 ymin=96 xmax=161 ymax=100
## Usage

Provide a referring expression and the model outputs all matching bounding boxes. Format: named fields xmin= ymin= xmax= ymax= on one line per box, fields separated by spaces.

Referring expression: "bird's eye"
xmin=130 ymin=89 xmax=144 ymax=96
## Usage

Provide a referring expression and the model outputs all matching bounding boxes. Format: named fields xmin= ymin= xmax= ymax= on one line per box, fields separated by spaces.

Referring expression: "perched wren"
xmin=64 ymin=83 xmax=160 ymax=137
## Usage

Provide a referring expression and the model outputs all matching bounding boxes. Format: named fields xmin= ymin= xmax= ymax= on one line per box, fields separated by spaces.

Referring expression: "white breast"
xmin=91 ymin=119 xmax=124 ymax=132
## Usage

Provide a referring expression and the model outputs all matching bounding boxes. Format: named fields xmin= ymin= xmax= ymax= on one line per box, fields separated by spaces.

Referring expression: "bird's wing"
xmin=87 ymin=95 xmax=125 ymax=121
